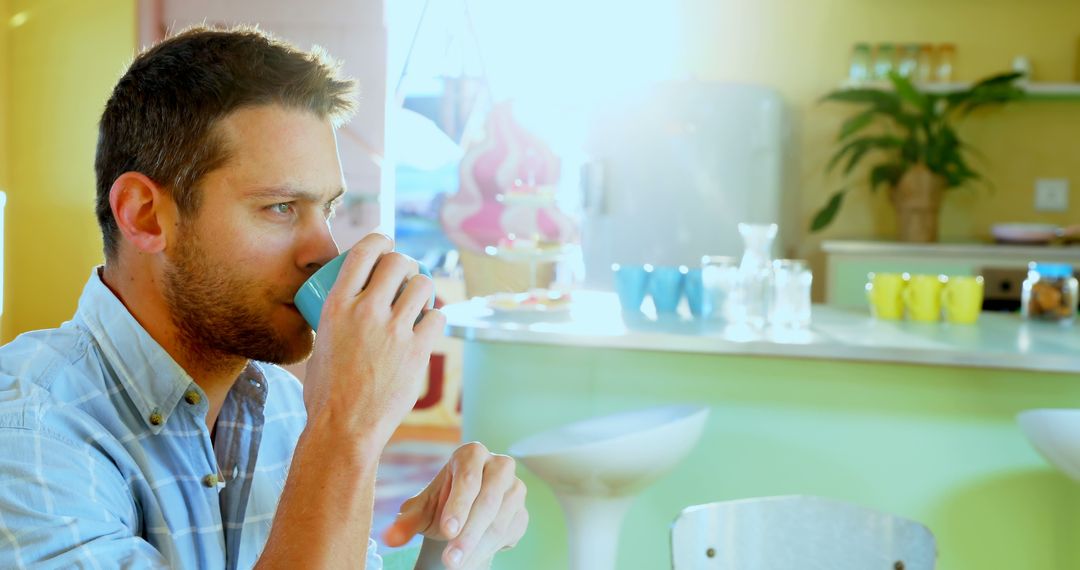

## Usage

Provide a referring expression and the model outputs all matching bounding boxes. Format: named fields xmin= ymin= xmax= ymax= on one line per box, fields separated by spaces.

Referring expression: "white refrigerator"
xmin=581 ymin=80 xmax=788 ymax=287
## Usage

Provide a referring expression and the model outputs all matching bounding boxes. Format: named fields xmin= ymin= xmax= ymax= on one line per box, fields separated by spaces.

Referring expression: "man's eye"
xmin=269 ymin=203 xmax=293 ymax=215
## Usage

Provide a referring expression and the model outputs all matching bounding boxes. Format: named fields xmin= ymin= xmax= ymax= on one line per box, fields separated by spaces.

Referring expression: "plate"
xmin=486 ymin=290 xmax=573 ymax=314
xmin=991 ymin=223 xmax=1060 ymax=244
xmin=484 ymin=243 xmax=576 ymax=263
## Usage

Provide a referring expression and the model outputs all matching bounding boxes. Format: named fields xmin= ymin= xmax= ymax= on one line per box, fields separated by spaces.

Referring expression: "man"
xmin=0 ymin=26 xmax=526 ymax=569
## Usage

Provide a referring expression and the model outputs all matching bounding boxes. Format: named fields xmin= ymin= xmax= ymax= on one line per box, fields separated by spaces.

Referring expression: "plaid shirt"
xmin=0 ymin=268 xmax=381 ymax=569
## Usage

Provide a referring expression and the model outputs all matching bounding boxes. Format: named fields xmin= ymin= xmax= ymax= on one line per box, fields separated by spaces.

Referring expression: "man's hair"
xmin=94 ymin=25 xmax=357 ymax=259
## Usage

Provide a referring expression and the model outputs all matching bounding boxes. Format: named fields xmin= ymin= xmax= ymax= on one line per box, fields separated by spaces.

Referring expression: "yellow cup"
xmin=902 ymin=274 xmax=946 ymax=322
xmin=942 ymin=276 xmax=984 ymax=324
xmin=866 ymin=272 xmax=907 ymax=320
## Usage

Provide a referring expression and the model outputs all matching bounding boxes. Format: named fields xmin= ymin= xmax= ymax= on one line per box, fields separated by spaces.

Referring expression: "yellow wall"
xmin=680 ymin=0 xmax=1080 ymax=290
xmin=2 ymin=0 xmax=134 ymax=341
xmin=1 ymin=0 xmax=9 ymax=338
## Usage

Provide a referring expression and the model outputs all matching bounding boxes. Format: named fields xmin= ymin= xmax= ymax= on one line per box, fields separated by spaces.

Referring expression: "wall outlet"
xmin=1035 ymin=178 xmax=1069 ymax=212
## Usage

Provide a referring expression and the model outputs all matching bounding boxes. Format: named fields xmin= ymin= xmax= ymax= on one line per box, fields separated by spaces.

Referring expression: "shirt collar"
xmin=73 ymin=267 xmax=212 ymax=433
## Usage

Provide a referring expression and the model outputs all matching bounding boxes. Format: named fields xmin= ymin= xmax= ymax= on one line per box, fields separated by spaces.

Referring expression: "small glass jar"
xmin=1022 ymin=262 xmax=1078 ymax=323
xmin=935 ymin=43 xmax=956 ymax=83
xmin=897 ymin=43 xmax=920 ymax=78
xmin=915 ymin=44 xmax=935 ymax=83
xmin=873 ymin=43 xmax=896 ymax=80
xmin=849 ymin=43 xmax=872 ymax=82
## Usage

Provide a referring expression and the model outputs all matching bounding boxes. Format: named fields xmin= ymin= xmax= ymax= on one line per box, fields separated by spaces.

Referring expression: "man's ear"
xmin=108 ymin=172 xmax=178 ymax=254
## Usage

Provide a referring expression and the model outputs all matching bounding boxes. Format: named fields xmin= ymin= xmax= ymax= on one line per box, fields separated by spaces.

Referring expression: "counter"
xmin=821 ymin=239 xmax=1080 ymax=307
xmin=444 ymin=291 xmax=1080 ymax=373
xmin=445 ymin=292 xmax=1080 ymax=570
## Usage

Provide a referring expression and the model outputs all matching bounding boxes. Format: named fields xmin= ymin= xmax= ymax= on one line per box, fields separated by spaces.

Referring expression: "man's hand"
xmin=259 ymin=234 xmax=446 ymax=568
xmin=383 ymin=442 xmax=528 ymax=569
xmin=302 ymin=233 xmax=445 ymax=453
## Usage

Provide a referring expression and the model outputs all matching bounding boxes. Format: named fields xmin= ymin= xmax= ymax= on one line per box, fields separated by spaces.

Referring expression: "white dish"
xmin=991 ymin=223 xmax=1060 ymax=244
xmin=486 ymin=291 xmax=573 ymax=314
xmin=484 ymin=243 xmax=575 ymax=263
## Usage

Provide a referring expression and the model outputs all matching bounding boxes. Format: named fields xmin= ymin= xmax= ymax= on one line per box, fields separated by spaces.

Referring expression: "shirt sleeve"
xmin=0 ymin=426 xmax=169 ymax=569
xmin=366 ymin=536 xmax=383 ymax=570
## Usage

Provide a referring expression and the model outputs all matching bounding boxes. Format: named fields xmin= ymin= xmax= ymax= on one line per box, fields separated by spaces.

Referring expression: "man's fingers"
xmin=456 ymin=505 xmax=528 ymax=569
xmin=413 ymin=307 xmax=446 ymax=342
xmin=441 ymin=443 xmax=491 ymax=540
xmin=382 ymin=495 xmax=427 ymax=547
xmin=364 ymin=253 xmax=419 ymax=306
xmin=331 ymin=233 xmax=393 ymax=299
xmin=504 ymin=506 xmax=529 ymax=549
xmin=392 ymin=274 xmax=434 ymax=327
xmin=444 ymin=454 xmax=518 ymax=567
xmin=449 ymin=477 xmax=525 ymax=568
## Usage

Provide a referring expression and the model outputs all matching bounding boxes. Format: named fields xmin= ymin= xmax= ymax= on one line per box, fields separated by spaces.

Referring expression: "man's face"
xmin=162 ymin=104 xmax=344 ymax=365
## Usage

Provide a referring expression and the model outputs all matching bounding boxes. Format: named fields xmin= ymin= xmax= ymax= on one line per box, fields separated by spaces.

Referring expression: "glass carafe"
xmin=735 ymin=223 xmax=778 ymax=329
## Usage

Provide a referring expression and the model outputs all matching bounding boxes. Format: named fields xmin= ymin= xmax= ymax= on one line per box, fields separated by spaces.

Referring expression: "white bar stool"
xmin=508 ymin=405 xmax=710 ymax=570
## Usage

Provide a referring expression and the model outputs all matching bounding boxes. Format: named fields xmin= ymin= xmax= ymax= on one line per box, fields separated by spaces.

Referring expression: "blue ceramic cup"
xmin=683 ymin=267 xmax=712 ymax=318
xmin=294 ymin=249 xmax=433 ymax=331
xmin=612 ymin=263 xmax=652 ymax=313
xmin=649 ymin=266 xmax=687 ymax=315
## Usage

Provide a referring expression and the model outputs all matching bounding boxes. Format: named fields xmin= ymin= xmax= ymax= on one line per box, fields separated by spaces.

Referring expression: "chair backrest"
xmin=671 ymin=495 xmax=936 ymax=570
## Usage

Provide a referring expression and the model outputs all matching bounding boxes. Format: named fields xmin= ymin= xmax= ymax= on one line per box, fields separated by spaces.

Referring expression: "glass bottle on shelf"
xmin=873 ymin=43 xmax=895 ymax=80
xmin=897 ymin=44 xmax=919 ymax=78
xmin=849 ymin=43 xmax=872 ymax=82
xmin=1022 ymin=262 xmax=1078 ymax=324
xmin=935 ymin=43 xmax=956 ymax=83
xmin=916 ymin=44 xmax=935 ymax=83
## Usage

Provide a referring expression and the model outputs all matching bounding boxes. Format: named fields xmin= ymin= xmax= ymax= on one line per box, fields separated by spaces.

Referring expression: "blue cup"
xmin=612 ymin=263 xmax=651 ymax=313
xmin=294 ymin=250 xmax=432 ymax=331
xmin=649 ymin=266 xmax=687 ymax=314
xmin=683 ymin=267 xmax=712 ymax=318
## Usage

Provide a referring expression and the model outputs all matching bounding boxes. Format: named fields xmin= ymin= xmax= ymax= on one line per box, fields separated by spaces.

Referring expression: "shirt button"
xmin=184 ymin=390 xmax=202 ymax=405
xmin=202 ymin=473 xmax=219 ymax=488
xmin=149 ymin=410 xmax=163 ymax=426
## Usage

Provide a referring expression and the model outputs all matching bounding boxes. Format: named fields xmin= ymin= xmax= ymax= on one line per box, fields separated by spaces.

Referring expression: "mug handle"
xmin=940 ymin=285 xmax=953 ymax=313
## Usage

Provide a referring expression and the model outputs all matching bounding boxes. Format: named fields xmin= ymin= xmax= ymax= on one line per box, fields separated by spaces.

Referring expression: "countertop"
xmin=442 ymin=291 xmax=1080 ymax=373
xmin=821 ymin=240 xmax=1080 ymax=261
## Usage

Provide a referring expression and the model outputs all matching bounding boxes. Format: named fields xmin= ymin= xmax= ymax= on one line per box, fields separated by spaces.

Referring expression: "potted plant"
xmin=811 ymin=71 xmax=1025 ymax=242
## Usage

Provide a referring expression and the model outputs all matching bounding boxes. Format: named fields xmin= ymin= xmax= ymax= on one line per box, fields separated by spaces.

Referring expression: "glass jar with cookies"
xmin=1022 ymin=262 xmax=1078 ymax=324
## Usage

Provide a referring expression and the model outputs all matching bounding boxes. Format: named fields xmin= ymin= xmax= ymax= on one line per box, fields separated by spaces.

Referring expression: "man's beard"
xmin=162 ymin=228 xmax=314 ymax=368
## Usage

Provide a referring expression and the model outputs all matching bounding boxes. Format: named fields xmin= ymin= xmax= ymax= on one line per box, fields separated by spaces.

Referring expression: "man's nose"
xmin=299 ymin=217 xmax=340 ymax=273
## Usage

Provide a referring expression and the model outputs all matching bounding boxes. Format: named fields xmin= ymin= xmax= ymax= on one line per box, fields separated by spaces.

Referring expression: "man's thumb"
xmin=382 ymin=499 xmax=425 ymax=547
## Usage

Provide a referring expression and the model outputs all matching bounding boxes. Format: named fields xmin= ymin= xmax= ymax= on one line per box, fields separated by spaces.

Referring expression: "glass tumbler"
xmin=702 ymin=255 xmax=738 ymax=321
xmin=769 ymin=259 xmax=813 ymax=328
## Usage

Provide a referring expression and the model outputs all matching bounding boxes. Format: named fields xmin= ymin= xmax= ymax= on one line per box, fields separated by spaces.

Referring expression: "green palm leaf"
xmin=810 ymin=190 xmax=846 ymax=232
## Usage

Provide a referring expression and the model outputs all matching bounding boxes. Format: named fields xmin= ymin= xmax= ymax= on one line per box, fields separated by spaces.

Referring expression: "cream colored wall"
xmin=680 ymin=0 xmax=1080 ymax=294
xmin=2 ymin=0 xmax=134 ymax=342
xmin=2 ymin=0 xmax=1078 ymax=339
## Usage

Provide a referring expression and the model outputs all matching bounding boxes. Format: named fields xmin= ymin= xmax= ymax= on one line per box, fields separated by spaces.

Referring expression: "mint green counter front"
xmin=443 ymin=292 xmax=1080 ymax=570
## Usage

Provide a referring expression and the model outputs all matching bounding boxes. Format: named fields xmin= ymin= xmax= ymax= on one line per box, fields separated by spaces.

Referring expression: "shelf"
xmin=838 ymin=79 xmax=1080 ymax=100
xmin=483 ymin=243 xmax=578 ymax=263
